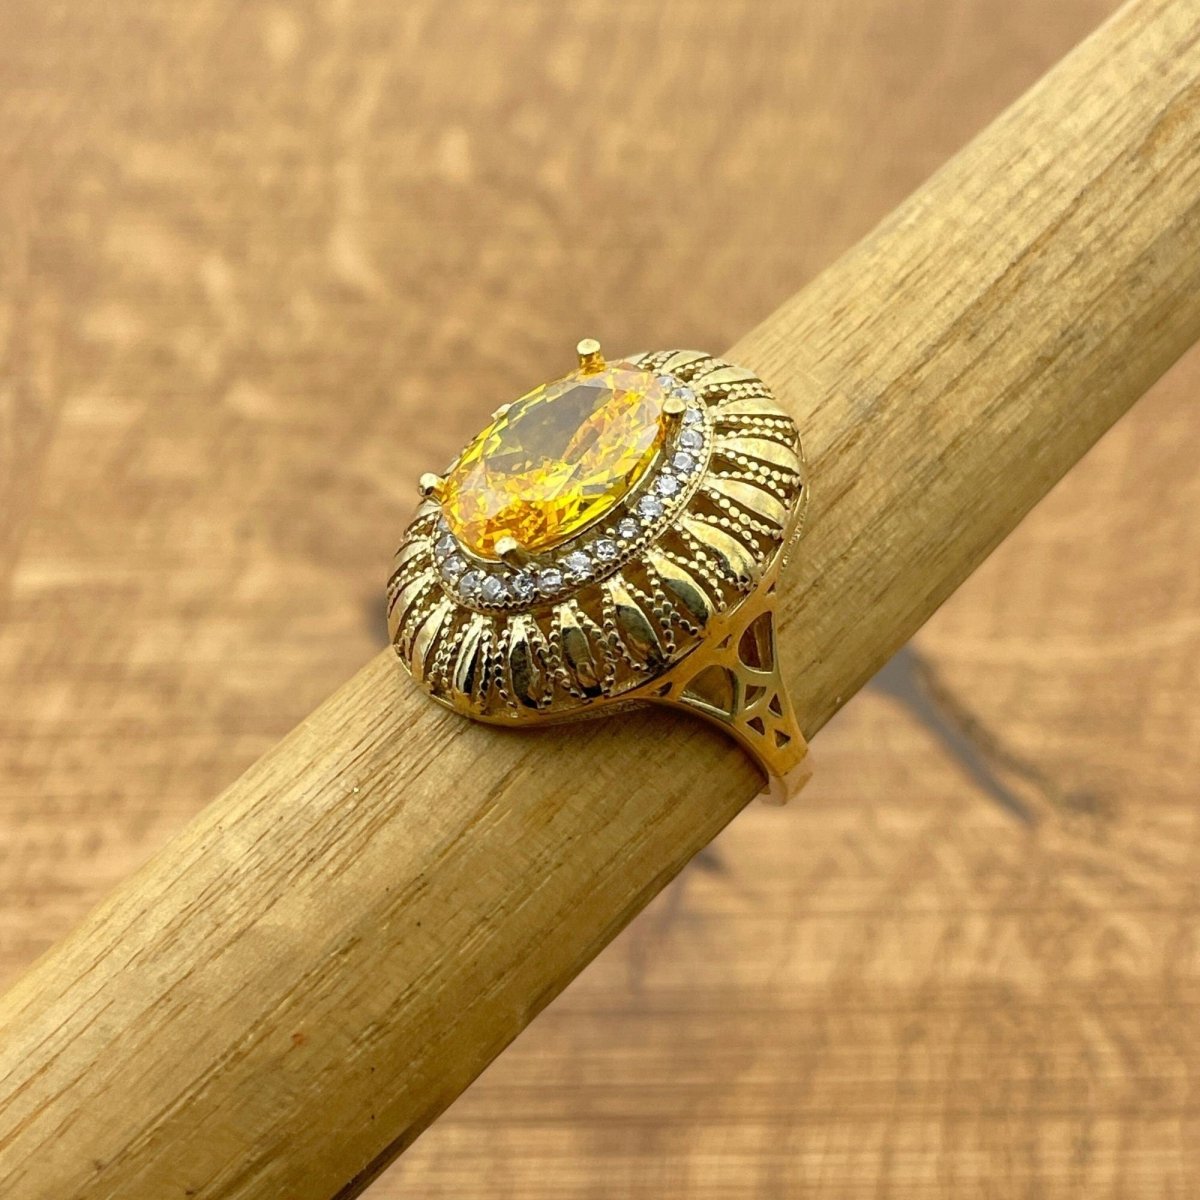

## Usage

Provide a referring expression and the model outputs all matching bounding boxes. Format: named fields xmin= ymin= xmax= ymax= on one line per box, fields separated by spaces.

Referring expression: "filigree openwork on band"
xmin=387 ymin=345 xmax=810 ymax=801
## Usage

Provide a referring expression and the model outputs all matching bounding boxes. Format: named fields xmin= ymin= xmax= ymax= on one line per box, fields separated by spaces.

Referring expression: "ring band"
xmin=386 ymin=341 xmax=811 ymax=803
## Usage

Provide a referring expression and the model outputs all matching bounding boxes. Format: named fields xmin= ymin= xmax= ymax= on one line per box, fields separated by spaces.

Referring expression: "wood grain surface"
xmin=3 ymin=1 xmax=1200 ymax=1197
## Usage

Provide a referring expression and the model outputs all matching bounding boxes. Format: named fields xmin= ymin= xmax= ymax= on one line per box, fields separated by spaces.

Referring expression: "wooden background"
xmin=2 ymin=1 xmax=1198 ymax=1196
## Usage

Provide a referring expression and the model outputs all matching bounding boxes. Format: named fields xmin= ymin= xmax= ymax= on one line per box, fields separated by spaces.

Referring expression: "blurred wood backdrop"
xmin=2 ymin=1 xmax=1199 ymax=1196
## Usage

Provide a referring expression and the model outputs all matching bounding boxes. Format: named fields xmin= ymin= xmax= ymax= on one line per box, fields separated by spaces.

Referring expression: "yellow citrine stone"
xmin=443 ymin=362 xmax=669 ymax=558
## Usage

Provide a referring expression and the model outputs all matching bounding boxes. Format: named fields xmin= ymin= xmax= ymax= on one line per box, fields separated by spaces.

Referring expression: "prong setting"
xmin=418 ymin=472 xmax=445 ymax=500
xmin=576 ymin=338 xmax=604 ymax=374
xmin=494 ymin=535 xmax=530 ymax=568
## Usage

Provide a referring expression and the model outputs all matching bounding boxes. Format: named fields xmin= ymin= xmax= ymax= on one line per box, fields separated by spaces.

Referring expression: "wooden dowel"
xmin=3 ymin=1 xmax=1200 ymax=1197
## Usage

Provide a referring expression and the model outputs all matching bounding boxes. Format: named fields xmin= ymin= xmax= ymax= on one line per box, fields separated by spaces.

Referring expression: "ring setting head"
xmin=387 ymin=342 xmax=811 ymax=801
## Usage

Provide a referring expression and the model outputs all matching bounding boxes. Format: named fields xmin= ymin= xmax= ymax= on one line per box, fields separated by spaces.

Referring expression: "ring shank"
xmin=640 ymin=583 xmax=811 ymax=805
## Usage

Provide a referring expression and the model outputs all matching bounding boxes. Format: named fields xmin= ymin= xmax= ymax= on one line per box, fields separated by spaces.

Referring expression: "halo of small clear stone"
xmin=431 ymin=372 xmax=711 ymax=611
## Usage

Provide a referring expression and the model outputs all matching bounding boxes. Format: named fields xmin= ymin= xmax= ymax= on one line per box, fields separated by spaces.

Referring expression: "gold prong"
xmin=491 ymin=403 xmax=511 ymax=419
xmin=663 ymin=395 xmax=687 ymax=417
xmin=418 ymin=472 xmax=445 ymax=500
xmin=576 ymin=338 xmax=604 ymax=373
xmin=494 ymin=534 xmax=530 ymax=567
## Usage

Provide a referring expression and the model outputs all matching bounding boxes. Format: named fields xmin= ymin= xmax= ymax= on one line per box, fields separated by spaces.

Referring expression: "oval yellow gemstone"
xmin=443 ymin=362 xmax=668 ymax=558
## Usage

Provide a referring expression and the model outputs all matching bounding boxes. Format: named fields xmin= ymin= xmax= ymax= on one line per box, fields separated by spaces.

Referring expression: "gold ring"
xmin=386 ymin=340 xmax=811 ymax=803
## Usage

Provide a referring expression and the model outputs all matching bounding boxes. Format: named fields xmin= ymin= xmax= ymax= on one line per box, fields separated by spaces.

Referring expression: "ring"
xmin=386 ymin=339 xmax=811 ymax=803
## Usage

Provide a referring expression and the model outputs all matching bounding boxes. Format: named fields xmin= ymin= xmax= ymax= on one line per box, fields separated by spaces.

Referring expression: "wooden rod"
xmin=3 ymin=1 xmax=1200 ymax=1196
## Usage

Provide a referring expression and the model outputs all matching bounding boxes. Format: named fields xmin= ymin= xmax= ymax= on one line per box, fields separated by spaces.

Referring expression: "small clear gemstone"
xmin=675 ymin=386 xmax=696 ymax=402
xmin=617 ymin=517 xmax=640 ymax=541
xmin=656 ymin=373 xmax=676 ymax=389
xmin=672 ymin=450 xmax=696 ymax=473
xmin=511 ymin=572 xmax=537 ymax=603
xmin=563 ymin=550 xmax=592 ymax=579
xmin=479 ymin=575 xmax=507 ymax=603
xmin=458 ymin=569 xmax=485 ymax=599
xmin=537 ymin=567 xmax=564 ymax=595
xmin=593 ymin=537 xmax=618 ymax=562
xmin=682 ymin=406 xmax=703 ymax=425
xmin=637 ymin=495 xmax=664 ymax=520
xmin=440 ymin=554 xmax=467 ymax=581
xmin=434 ymin=534 xmax=458 ymax=559
xmin=679 ymin=428 xmax=703 ymax=451
xmin=655 ymin=474 xmax=680 ymax=498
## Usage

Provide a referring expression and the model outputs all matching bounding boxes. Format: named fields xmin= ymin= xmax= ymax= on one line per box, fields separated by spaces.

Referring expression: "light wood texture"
xmin=3 ymin=1 xmax=1200 ymax=1198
